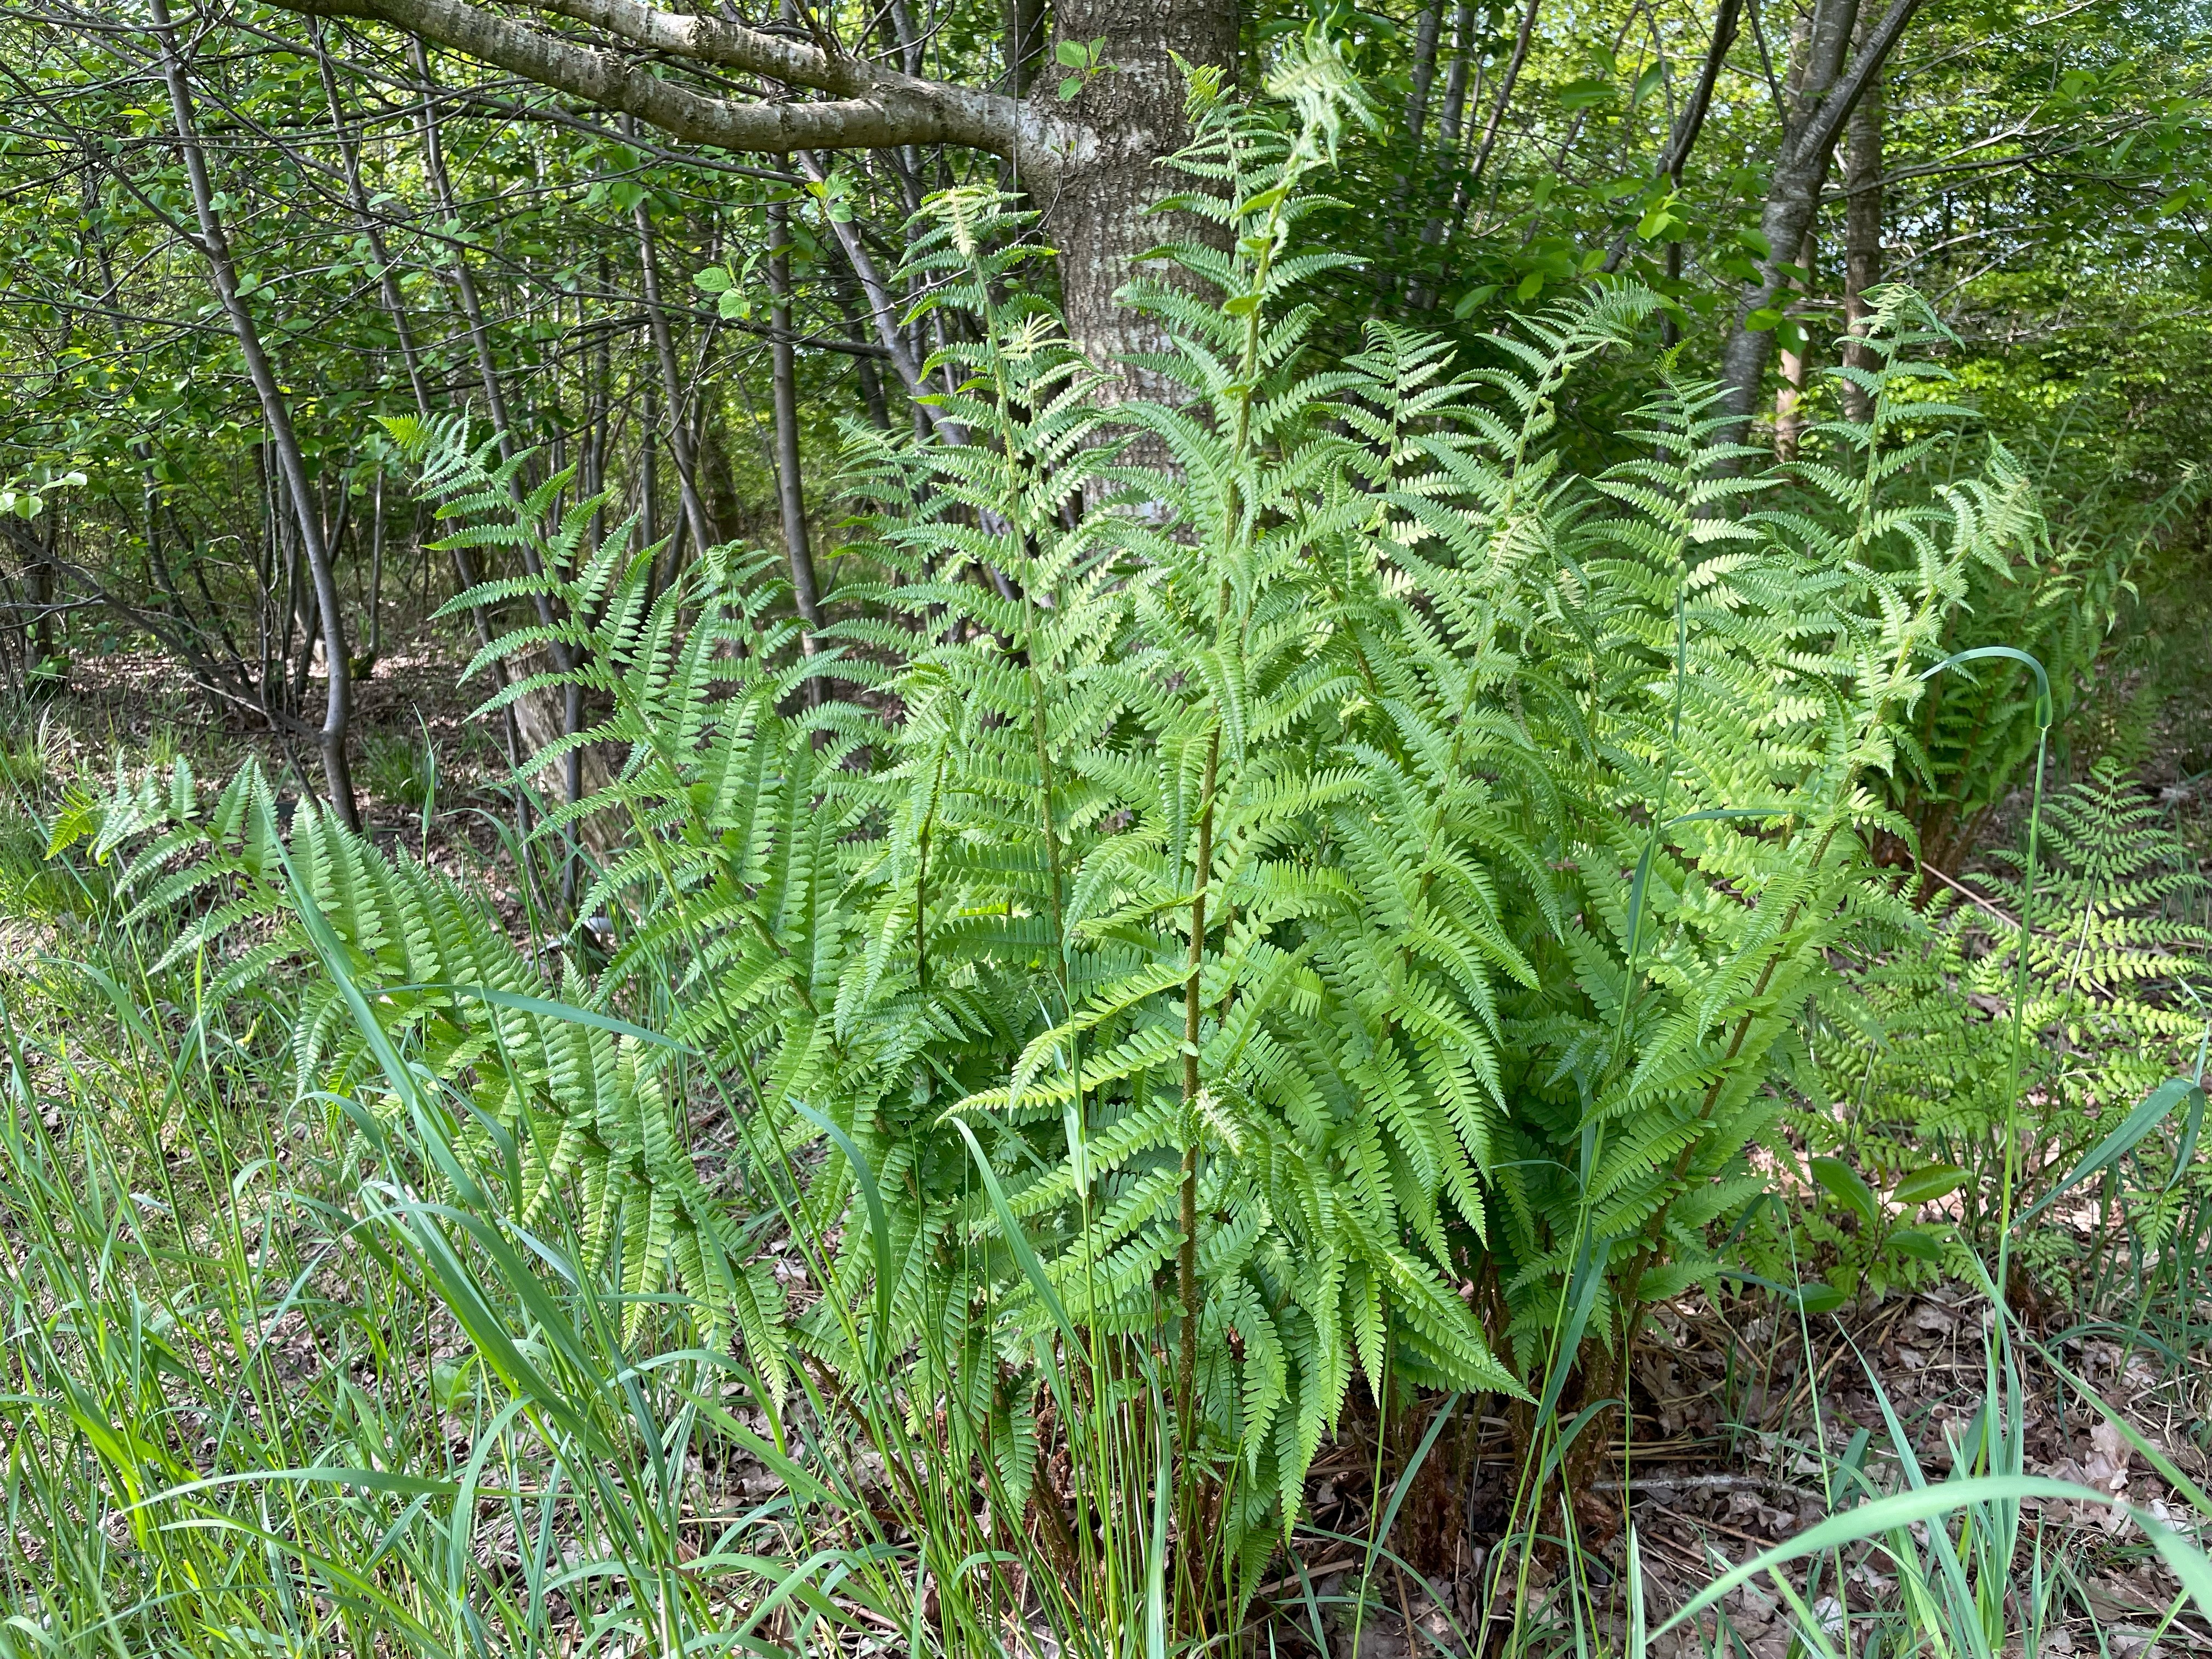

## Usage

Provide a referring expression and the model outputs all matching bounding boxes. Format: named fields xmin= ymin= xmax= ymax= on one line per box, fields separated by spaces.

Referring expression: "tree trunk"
xmin=314 ymin=24 xmax=432 ymax=417
xmin=1435 ymin=3 xmax=1475 ymax=153
xmin=1774 ymin=228 xmax=1817 ymax=461
xmin=627 ymin=127 xmax=715 ymax=559
xmin=152 ymin=0 xmax=359 ymax=830
xmin=1469 ymin=0 xmax=1543 ymax=189
xmin=1715 ymin=0 xmax=1920 ymax=447
xmin=1406 ymin=5 xmax=1442 ymax=139
xmin=1414 ymin=1 xmax=1478 ymax=295
xmin=767 ymin=200 xmax=824 ymax=695
xmin=413 ymin=42 xmax=522 ymax=459
xmin=27 ymin=512 xmax=58 ymax=680
xmin=364 ymin=466 xmax=385 ymax=676
xmin=271 ymin=0 xmax=1240 ymax=410
xmin=1037 ymin=0 xmax=1237 ymax=394
xmin=317 ymin=32 xmax=506 ymax=668
xmin=1839 ymin=38 xmax=1885 ymax=422
xmin=414 ymin=39 xmax=583 ymax=831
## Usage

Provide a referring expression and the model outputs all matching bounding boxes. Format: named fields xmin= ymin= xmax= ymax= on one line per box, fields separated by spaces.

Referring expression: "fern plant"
xmin=63 ymin=41 xmax=2058 ymax=1643
xmin=1796 ymin=758 xmax=2211 ymax=1298
xmin=52 ymin=757 xmax=790 ymax=1368
xmin=1887 ymin=458 xmax=2208 ymax=874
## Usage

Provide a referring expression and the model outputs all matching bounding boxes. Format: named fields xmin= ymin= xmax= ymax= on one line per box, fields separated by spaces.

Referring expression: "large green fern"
xmin=65 ymin=39 xmax=2056 ymax=1626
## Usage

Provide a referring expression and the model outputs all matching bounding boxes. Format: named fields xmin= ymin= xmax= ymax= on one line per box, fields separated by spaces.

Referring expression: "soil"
xmin=1269 ymin=1284 xmax=2212 ymax=1659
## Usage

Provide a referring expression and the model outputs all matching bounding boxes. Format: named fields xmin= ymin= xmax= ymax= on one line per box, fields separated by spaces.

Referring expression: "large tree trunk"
xmin=270 ymin=0 xmax=1238 ymax=403
xmin=1039 ymin=0 xmax=1237 ymax=394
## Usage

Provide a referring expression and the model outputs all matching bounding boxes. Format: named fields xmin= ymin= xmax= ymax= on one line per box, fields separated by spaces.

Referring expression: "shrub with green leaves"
xmin=67 ymin=42 xmax=2053 ymax=1622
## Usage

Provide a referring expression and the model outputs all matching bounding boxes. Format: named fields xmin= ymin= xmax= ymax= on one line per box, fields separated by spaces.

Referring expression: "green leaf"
xmin=380 ymin=982 xmax=689 ymax=1049
xmin=1059 ymin=75 xmax=1084 ymax=100
xmin=431 ymin=1356 xmax=476 ymax=1414
xmin=2142 ymin=1512 xmax=2212 ymax=1629
xmin=692 ymin=266 xmax=732 ymax=294
xmin=2017 ymin=1076 xmax=2207 ymax=1227
xmin=948 ymin=1119 xmax=1083 ymax=1358
xmin=1890 ymin=1164 xmax=1968 ymax=1206
xmin=1888 ymin=1226 xmax=1949 ymax=1263
xmin=1810 ymin=1155 xmax=1880 ymax=1227
xmin=1054 ymin=38 xmax=1087 ymax=66
xmin=1745 ymin=306 xmax=1785 ymax=332
xmin=1791 ymin=1282 xmax=1848 ymax=1315
xmin=1452 ymin=284 xmax=1500 ymax=318
xmin=1656 ymin=1479 xmax=2123 ymax=1637
xmin=1922 ymin=645 xmax=2054 ymax=731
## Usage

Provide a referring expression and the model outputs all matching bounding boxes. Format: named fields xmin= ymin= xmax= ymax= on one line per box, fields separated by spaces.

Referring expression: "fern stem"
xmin=1028 ymin=658 xmax=1066 ymax=1005
xmin=916 ymin=739 xmax=947 ymax=995
xmin=1177 ymin=724 xmax=1222 ymax=1451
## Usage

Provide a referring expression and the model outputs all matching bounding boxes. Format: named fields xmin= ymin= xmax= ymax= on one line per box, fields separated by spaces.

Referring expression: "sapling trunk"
xmin=767 ymin=200 xmax=825 ymax=692
xmin=1774 ymin=228 xmax=1818 ymax=461
xmin=629 ymin=149 xmax=715 ymax=560
xmin=1404 ymin=3 xmax=1442 ymax=139
xmin=151 ymin=0 xmax=358 ymax=830
xmin=1840 ymin=27 xmax=1886 ymax=423
xmin=1468 ymin=0 xmax=1543 ymax=188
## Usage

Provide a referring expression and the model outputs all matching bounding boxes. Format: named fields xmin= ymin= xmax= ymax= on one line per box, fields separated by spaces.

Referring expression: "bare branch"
xmin=261 ymin=0 xmax=1076 ymax=172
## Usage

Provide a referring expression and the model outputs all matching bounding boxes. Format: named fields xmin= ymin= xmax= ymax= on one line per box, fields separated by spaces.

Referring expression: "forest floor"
xmin=1276 ymin=1285 xmax=2212 ymax=1659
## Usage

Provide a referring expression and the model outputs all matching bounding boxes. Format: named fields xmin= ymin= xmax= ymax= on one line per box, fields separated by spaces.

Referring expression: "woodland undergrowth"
xmin=0 ymin=43 xmax=2208 ymax=1659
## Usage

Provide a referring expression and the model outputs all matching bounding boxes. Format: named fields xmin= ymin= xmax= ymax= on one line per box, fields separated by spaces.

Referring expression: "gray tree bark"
xmin=1405 ymin=5 xmax=1442 ymax=141
xmin=1039 ymin=0 xmax=1237 ymax=396
xmin=412 ymin=41 xmax=587 ymax=819
xmin=1773 ymin=227 xmax=1817 ymax=461
xmin=630 ymin=186 xmax=715 ymax=557
xmin=766 ymin=200 xmax=824 ymax=682
xmin=1469 ymin=0 xmax=1543 ymax=188
xmin=1714 ymin=0 xmax=1921 ymax=445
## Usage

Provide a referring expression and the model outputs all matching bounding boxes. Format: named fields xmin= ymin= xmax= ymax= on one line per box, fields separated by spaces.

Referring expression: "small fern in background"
xmin=51 ymin=754 xmax=791 ymax=1373
xmin=1793 ymin=758 xmax=2210 ymax=1299
xmin=1888 ymin=466 xmax=2209 ymax=874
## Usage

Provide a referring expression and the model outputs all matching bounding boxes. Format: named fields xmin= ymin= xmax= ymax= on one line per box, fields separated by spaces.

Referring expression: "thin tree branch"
xmin=262 ymin=0 xmax=1076 ymax=172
